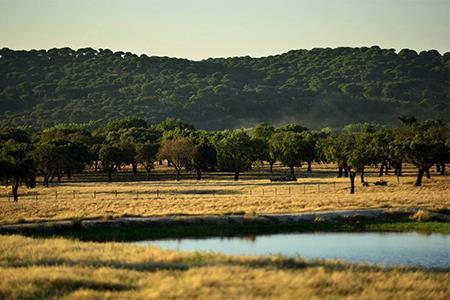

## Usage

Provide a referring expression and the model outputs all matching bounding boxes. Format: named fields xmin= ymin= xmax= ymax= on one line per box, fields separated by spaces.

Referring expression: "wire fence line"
xmin=0 ymin=181 xmax=392 ymax=202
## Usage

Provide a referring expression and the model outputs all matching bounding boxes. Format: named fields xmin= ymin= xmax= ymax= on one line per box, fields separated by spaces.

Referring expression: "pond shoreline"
xmin=1 ymin=207 xmax=449 ymax=240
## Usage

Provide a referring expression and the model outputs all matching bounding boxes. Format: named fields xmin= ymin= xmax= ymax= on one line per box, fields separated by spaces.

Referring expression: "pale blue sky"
xmin=0 ymin=0 xmax=448 ymax=60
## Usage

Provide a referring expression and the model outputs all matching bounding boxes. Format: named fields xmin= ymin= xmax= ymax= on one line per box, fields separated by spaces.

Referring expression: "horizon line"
xmin=2 ymin=45 xmax=448 ymax=61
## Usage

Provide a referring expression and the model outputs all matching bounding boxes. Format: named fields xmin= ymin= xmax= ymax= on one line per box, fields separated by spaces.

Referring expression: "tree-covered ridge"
xmin=0 ymin=46 xmax=448 ymax=129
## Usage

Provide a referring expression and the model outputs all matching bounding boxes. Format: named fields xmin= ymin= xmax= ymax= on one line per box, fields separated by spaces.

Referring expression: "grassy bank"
xmin=18 ymin=219 xmax=450 ymax=242
xmin=0 ymin=235 xmax=448 ymax=300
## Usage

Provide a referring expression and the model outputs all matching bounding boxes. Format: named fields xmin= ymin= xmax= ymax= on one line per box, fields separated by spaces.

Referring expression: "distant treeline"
xmin=0 ymin=46 xmax=448 ymax=129
xmin=1 ymin=117 xmax=448 ymax=201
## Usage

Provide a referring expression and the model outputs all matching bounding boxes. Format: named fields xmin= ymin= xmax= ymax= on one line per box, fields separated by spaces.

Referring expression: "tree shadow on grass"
xmin=0 ymin=277 xmax=133 ymax=300
xmin=5 ymin=258 xmax=189 ymax=272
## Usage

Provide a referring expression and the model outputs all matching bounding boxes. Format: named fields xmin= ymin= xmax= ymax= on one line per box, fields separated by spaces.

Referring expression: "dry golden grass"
xmin=0 ymin=165 xmax=449 ymax=225
xmin=0 ymin=235 xmax=448 ymax=299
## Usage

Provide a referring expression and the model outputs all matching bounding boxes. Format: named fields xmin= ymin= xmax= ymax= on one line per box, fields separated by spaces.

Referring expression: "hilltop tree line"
xmin=1 ymin=117 xmax=448 ymax=201
xmin=0 ymin=46 xmax=448 ymax=130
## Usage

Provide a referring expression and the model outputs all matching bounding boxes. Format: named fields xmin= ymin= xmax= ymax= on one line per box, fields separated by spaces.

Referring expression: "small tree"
xmin=0 ymin=141 xmax=36 ymax=201
xmin=98 ymin=145 xmax=122 ymax=182
xmin=192 ymin=144 xmax=217 ymax=180
xmin=215 ymin=130 xmax=255 ymax=181
xmin=251 ymin=123 xmax=276 ymax=172
xmin=158 ymin=138 xmax=196 ymax=181
xmin=32 ymin=143 xmax=59 ymax=187
xmin=300 ymin=131 xmax=316 ymax=172
xmin=135 ymin=143 xmax=159 ymax=180
xmin=61 ymin=141 xmax=91 ymax=179
xmin=321 ymin=133 xmax=350 ymax=177
xmin=119 ymin=142 xmax=138 ymax=175
xmin=395 ymin=120 xmax=449 ymax=186
xmin=269 ymin=131 xmax=305 ymax=175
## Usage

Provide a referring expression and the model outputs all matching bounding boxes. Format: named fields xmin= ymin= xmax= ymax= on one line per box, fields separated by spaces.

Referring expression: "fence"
xmin=0 ymin=181 xmax=375 ymax=202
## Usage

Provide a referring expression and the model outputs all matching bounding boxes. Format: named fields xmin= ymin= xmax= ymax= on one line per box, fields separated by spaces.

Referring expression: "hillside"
xmin=0 ymin=46 xmax=448 ymax=130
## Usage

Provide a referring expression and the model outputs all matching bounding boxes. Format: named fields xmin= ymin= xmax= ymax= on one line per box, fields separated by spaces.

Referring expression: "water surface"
xmin=134 ymin=232 xmax=450 ymax=268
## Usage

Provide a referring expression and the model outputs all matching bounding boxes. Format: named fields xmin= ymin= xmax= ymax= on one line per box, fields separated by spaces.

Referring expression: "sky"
xmin=0 ymin=0 xmax=449 ymax=60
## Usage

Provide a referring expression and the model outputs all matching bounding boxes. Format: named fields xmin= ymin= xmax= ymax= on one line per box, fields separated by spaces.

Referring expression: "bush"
xmin=409 ymin=210 xmax=432 ymax=222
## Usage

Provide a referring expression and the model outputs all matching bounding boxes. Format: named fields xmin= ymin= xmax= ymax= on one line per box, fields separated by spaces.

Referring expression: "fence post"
xmin=304 ymin=185 xmax=306 ymax=194
xmin=115 ymin=190 xmax=118 ymax=198
xmin=35 ymin=192 xmax=38 ymax=201
xmin=55 ymin=190 xmax=58 ymax=200
xmin=8 ymin=192 xmax=10 ymax=201
xmin=156 ymin=189 xmax=159 ymax=198
xmin=318 ymin=183 xmax=320 ymax=192
xmin=288 ymin=186 xmax=291 ymax=194
xmin=275 ymin=188 xmax=277 ymax=195
xmin=93 ymin=191 xmax=96 ymax=199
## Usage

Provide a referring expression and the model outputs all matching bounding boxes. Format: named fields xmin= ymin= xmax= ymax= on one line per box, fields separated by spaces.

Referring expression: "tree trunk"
xmin=11 ymin=178 xmax=19 ymax=202
xmin=360 ymin=168 xmax=365 ymax=183
xmin=440 ymin=163 xmax=446 ymax=175
xmin=234 ymin=170 xmax=239 ymax=181
xmin=12 ymin=179 xmax=19 ymax=202
xmin=66 ymin=169 xmax=72 ymax=180
xmin=50 ymin=171 xmax=55 ymax=183
xmin=344 ymin=167 xmax=349 ymax=178
xmin=426 ymin=166 xmax=430 ymax=179
xmin=94 ymin=161 xmax=99 ymax=172
xmin=338 ymin=166 xmax=343 ymax=178
xmin=57 ymin=171 xmax=62 ymax=183
xmin=107 ymin=169 xmax=112 ymax=182
xmin=269 ymin=161 xmax=274 ymax=173
xmin=145 ymin=166 xmax=151 ymax=181
xmin=43 ymin=173 xmax=49 ymax=188
xmin=176 ymin=169 xmax=180 ymax=181
xmin=436 ymin=164 xmax=441 ymax=173
xmin=415 ymin=167 xmax=425 ymax=186
xmin=349 ymin=171 xmax=356 ymax=194
xmin=132 ymin=163 xmax=138 ymax=176
xmin=307 ymin=161 xmax=312 ymax=172
xmin=385 ymin=162 xmax=389 ymax=175
xmin=397 ymin=161 xmax=402 ymax=176
xmin=379 ymin=161 xmax=385 ymax=176
xmin=289 ymin=166 xmax=295 ymax=175
xmin=196 ymin=168 xmax=202 ymax=180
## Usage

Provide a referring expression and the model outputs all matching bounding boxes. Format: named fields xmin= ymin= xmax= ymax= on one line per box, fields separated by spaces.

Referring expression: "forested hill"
xmin=0 ymin=46 xmax=448 ymax=130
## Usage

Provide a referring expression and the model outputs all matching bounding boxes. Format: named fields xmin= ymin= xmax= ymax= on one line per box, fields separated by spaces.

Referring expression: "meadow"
xmin=0 ymin=164 xmax=449 ymax=299
xmin=0 ymin=235 xmax=449 ymax=300
xmin=0 ymin=164 xmax=448 ymax=225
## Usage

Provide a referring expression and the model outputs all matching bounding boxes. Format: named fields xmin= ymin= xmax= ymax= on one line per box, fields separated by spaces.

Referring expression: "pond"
xmin=133 ymin=232 xmax=450 ymax=269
